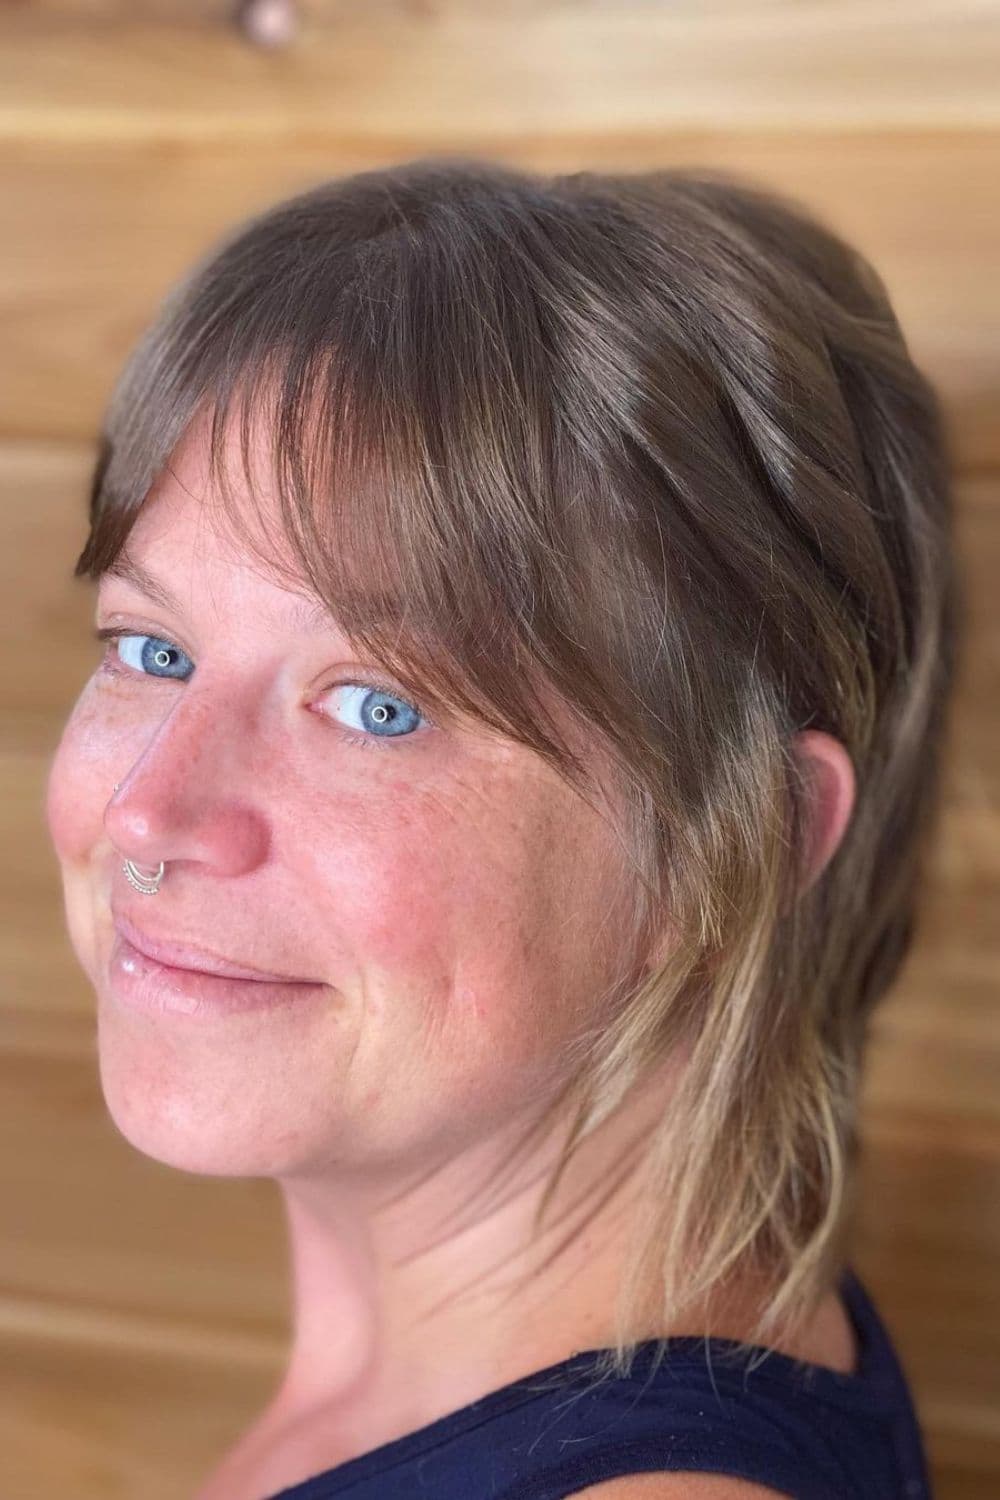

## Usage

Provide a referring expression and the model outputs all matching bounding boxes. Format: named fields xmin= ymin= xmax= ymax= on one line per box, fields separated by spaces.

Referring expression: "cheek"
xmin=300 ymin=787 xmax=464 ymax=1006
xmin=306 ymin=780 xmax=519 ymax=1002
xmin=298 ymin=772 xmax=592 ymax=1125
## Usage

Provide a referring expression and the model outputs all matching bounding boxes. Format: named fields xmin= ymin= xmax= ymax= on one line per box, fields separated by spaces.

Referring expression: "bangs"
xmin=73 ymin=162 xmax=654 ymax=818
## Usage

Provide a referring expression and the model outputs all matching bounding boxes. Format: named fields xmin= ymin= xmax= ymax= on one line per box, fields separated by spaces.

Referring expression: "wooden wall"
xmin=2 ymin=4 xmax=998 ymax=1496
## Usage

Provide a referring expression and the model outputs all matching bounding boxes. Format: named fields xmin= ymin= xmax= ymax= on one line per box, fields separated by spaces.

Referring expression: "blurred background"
xmin=1 ymin=2 xmax=998 ymax=1496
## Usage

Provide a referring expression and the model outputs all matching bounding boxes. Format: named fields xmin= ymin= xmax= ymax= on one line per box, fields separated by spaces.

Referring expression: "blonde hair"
xmin=75 ymin=156 xmax=963 ymax=1376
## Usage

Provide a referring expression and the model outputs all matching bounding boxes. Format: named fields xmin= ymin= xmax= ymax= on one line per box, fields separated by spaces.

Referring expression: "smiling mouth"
xmin=111 ymin=908 xmax=322 ymax=984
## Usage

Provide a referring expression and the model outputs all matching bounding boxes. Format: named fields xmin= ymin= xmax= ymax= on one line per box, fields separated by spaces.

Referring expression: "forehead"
xmin=97 ymin=415 xmax=356 ymax=635
xmin=100 ymin=543 xmax=342 ymax=637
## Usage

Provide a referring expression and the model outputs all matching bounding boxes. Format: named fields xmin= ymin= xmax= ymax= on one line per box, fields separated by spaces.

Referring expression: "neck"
xmin=268 ymin=1068 xmax=670 ymax=1456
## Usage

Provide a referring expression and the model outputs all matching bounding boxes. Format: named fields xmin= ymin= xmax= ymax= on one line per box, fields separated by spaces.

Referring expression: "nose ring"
xmin=122 ymin=859 xmax=165 ymax=894
xmin=113 ymin=781 xmax=165 ymax=895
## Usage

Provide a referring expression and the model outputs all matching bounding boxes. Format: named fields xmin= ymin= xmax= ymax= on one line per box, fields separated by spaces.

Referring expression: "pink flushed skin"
xmin=43 ymin=406 xmax=639 ymax=1174
xmin=109 ymin=929 xmax=329 ymax=1019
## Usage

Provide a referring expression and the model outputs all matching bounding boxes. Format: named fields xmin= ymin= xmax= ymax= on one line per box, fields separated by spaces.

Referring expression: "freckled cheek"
xmin=307 ymin=818 xmax=459 ymax=979
xmin=322 ymin=834 xmax=536 ymax=1054
xmin=302 ymin=807 xmax=488 ymax=1020
xmin=303 ymin=806 xmax=563 ymax=1124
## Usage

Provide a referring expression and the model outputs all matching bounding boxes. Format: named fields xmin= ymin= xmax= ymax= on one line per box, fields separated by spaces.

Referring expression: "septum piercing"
xmin=113 ymin=781 xmax=165 ymax=894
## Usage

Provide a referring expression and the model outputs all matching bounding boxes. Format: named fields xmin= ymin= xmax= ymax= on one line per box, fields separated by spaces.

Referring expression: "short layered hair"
xmin=75 ymin=156 xmax=963 ymax=1374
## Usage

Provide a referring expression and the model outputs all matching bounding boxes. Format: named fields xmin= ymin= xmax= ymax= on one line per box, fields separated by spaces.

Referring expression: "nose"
xmin=106 ymin=682 xmax=271 ymax=879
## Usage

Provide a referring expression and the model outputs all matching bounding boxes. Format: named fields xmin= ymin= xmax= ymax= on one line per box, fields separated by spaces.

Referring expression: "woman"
xmin=45 ymin=157 xmax=959 ymax=1499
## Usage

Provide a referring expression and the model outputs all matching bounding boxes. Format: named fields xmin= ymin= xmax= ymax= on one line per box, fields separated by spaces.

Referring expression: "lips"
xmin=111 ymin=908 xmax=320 ymax=984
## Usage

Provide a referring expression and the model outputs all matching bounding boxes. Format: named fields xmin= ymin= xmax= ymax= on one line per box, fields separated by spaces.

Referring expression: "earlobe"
xmin=791 ymin=730 xmax=857 ymax=897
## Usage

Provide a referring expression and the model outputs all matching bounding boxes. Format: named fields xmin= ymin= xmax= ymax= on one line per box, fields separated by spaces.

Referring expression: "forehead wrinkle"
xmin=101 ymin=551 xmax=355 ymax=638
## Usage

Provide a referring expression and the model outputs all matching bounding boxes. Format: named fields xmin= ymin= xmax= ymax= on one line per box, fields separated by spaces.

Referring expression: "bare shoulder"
xmin=568 ymin=1475 xmax=792 ymax=1499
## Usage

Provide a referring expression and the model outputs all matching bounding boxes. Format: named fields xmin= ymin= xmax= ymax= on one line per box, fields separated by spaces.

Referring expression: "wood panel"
xmin=3 ymin=4 xmax=998 ymax=1496
xmin=1 ymin=1327 xmax=278 ymax=1500
xmin=3 ymin=4 xmax=999 ymax=139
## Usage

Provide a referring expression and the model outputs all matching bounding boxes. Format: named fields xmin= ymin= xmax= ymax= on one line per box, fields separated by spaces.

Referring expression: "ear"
xmin=790 ymin=729 xmax=857 ymax=897
xmin=641 ymin=729 xmax=857 ymax=974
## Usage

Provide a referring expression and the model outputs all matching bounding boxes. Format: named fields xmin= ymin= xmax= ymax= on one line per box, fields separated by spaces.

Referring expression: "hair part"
xmin=76 ymin=154 xmax=964 ymax=1377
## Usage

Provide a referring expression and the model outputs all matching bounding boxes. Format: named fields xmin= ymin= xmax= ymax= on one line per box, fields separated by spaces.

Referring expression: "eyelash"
xmin=91 ymin=626 xmax=428 ymax=753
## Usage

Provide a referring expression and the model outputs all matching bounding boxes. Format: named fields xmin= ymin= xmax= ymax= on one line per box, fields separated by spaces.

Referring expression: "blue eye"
xmin=93 ymin=627 xmax=428 ymax=751
xmin=320 ymin=683 xmax=426 ymax=747
xmin=97 ymin=629 xmax=193 ymax=680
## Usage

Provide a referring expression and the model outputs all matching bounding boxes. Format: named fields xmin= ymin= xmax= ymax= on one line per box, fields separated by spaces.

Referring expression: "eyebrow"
xmin=100 ymin=552 xmax=349 ymax=634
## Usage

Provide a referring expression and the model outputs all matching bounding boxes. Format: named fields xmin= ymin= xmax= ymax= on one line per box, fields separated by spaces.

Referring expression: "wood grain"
xmin=2 ymin=5 xmax=998 ymax=1496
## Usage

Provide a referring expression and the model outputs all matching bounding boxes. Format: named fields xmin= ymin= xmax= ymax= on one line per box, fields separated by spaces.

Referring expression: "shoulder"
xmin=568 ymin=1476 xmax=791 ymax=1499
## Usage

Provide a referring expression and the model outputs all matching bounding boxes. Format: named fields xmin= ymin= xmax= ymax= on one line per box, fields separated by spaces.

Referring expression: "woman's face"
xmin=45 ymin=417 xmax=640 ymax=1185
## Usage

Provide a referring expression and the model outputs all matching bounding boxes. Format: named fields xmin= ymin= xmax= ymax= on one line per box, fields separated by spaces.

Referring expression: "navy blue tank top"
xmin=266 ymin=1264 xmax=933 ymax=1499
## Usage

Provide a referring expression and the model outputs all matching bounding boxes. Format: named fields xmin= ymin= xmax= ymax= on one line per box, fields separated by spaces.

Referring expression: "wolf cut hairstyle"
xmin=76 ymin=156 xmax=963 ymax=1377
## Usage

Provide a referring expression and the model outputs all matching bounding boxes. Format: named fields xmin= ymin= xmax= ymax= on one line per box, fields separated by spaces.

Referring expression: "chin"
xmin=93 ymin=1005 xmax=320 ymax=1178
